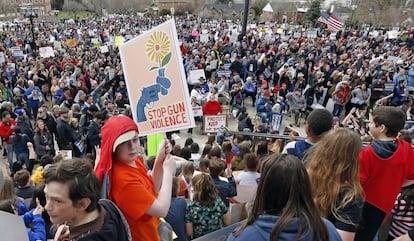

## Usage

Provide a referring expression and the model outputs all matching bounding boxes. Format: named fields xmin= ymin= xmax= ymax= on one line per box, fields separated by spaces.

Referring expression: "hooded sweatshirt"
xmin=227 ymin=215 xmax=341 ymax=241
xmin=94 ymin=115 xmax=159 ymax=241
xmin=95 ymin=115 xmax=138 ymax=189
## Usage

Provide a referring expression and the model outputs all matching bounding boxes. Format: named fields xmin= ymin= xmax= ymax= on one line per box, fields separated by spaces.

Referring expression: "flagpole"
xmin=241 ymin=0 xmax=250 ymax=38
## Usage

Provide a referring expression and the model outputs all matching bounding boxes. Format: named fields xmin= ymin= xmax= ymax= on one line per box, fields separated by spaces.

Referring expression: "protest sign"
xmin=100 ymin=45 xmax=109 ymax=53
xmin=56 ymin=150 xmax=72 ymax=160
xmin=13 ymin=50 xmax=24 ymax=59
xmin=119 ymin=19 xmax=195 ymax=136
xmin=271 ymin=112 xmax=283 ymax=133
xmin=189 ymin=69 xmax=206 ymax=85
xmin=193 ymin=221 xmax=242 ymax=241
xmin=115 ymin=36 xmax=125 ymax=46
xmin=204 ymin=115 xmax=227 ymax=133
xmin=200 ymin=33 xmax=209 ymax=43
xmin=66 ymin=38 xmax=77 ymax=47
xmin=0 ymin=211 xmax=29 ymax=241
xmin=192 ymin=105 xmax=203 ymax=117
xmin=53 ymin=41 xmax=62 ymax=51
xmin=147 ymin=133 xmax=163 ymax=157
xmin=307 ymin=30 xmax=317 ymax=39
xmin=39 ymin=46 xmax=55 ymax=58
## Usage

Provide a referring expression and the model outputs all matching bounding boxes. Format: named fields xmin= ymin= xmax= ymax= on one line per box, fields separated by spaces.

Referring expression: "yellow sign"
xmin=66 ymin=38 xmax=77 ymax=47
xmin=115 ymin=36 xmax=125 ymax=46
xmin=277 ymin=28 xmax=284 ymax=34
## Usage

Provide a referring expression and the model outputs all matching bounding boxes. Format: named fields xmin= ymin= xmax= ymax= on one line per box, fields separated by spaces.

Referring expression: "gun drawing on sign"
xmin=136 ymin=68 xmax=171 ymax=122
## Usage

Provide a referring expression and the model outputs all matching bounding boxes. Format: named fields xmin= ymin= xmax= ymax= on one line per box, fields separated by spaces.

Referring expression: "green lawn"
xmin=55 ymin=11 xmax=96 ymax=20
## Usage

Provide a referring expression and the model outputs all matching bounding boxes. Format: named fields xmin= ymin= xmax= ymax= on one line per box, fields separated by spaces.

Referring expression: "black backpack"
xmin=238 ymin=115 xmax=251 ymax=131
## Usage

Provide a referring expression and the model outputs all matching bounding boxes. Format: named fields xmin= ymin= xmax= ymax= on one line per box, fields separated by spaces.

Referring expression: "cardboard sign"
xmin=66 ymin=38 xmax=77 ymax=47
xmin=192 ymin=221 xmax=242 ymax=241
xmin=271 ymin=112 xmax=283 ymax=132
xmin=0 ymin=211 xmax=29 ymax=241
xmin=100 ymin=45 xmax=109 ymax=53
xmin=204 ymin=115 xmax=227 ymax=133
xmin=189 ymin=69 xmax=206 ymax=85
xmin=56 ymin=150 xmax=72 ymax=160
xmin=119 ymin=19 xmax=195 ymax=136
xmin=53 ymin=41 xmax=62 ymax=51
xmin=193 ymin=105 xmax=203 ymax=117
xmin=39 ymin=46 xmax=55 ymax=58
xmin=13 ymin=50 xmax=24 ymax=59
xmin=200 ymin=33 xmax=209 ymax=43
xmin=307 ymin=30 xmax=317 ymax=39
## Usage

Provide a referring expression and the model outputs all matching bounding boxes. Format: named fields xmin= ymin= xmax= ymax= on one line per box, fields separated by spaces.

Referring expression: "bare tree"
xmin=63 ymin=0 xmax=87 ymax=12
xmin=353 ymin=0 xmax=403 ymax=27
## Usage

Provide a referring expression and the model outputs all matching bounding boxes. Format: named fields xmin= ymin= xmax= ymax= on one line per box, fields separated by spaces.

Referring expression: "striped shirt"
xmin=389 ymin=194 xmax=414 ymax=238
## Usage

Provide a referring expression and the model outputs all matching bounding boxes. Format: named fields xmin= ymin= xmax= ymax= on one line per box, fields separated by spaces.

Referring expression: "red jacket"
xmin=0 ymin=118 xmax=16 ymax=144
xmin=203 ymin=100 xmax=222 ymax=115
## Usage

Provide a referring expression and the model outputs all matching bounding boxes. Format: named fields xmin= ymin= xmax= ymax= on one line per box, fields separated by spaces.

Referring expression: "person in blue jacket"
xmin=227 ymin=154 xmax=342 ymax=241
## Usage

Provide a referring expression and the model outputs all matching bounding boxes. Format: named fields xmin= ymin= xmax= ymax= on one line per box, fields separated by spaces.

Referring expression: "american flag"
xmin=317 ymin=12 xmax=344 ymax=32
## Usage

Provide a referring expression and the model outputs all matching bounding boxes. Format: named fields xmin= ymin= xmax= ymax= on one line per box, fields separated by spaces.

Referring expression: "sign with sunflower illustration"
xmin=119 ymin=19 xmax=195 ymax=136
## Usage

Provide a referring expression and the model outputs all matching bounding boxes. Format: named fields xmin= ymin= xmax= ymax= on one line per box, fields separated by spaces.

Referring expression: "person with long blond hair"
xmin=307 ymin=128 xmax=364 ymax=241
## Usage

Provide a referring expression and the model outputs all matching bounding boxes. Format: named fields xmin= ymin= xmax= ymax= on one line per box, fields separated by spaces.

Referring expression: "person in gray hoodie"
xmin=227 ymin=154 xmax=341 ymax=241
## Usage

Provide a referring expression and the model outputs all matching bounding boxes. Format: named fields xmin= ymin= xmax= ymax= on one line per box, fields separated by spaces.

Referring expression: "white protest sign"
xmin=200 ymin=33 xmax=209 ymax=43
xmin=100 ymin=45 xmax=109 ymax=53
xmin=204 ymin=115 xmax=227 ymax=133
xmin=189 ymin=69 xmax=206 ymax=85
xmin=193 ymin=105 xmax=203 ymax=117
xmin=39 ymin=46 xmax=55 ymax=58
xmin=53 ymin=41 xmax=62 ymax=51
xmin=119 ymin=19 xmax=195 ymax=135
xmin=0 ymin=211 xmax=29 ymax=241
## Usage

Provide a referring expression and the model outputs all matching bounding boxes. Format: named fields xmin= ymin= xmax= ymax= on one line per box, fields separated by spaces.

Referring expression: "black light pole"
xmin=241 ymin=0 xmax=250 ymax=38
xmin=24 ymin=5 xmax=38 ymax=57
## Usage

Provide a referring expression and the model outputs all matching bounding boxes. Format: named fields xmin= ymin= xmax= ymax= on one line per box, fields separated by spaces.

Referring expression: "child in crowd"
xmin=209 ymin=157 xmax=237 ymax=207
xmin=227 ymin=154 xmax=341 ymax=241
xmin=388 ymin=183 xmax=414 ymax=240
xmin=166 ymin=177 xmax=189 ymax=241
xmin=13 ymin=169 xmax=34 ymax=199
xmin=307 ymin=128 xmax=364 ymax=241
xmin=236 ymin=153 xmax=260 ymax=186
xmin=0 ymin=176 xmax=27 ymax=215
xmin=355 ymin=106 xmax=414 ymax=241
xmin=185 ymin=173 xmax=230 ymax=239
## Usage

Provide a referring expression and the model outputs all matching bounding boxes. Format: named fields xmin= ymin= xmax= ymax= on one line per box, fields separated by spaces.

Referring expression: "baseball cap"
xmin=15 ymin=109 xmax=24 ymax=116
xmin=113 ymin=130 xmax=138 ymax=152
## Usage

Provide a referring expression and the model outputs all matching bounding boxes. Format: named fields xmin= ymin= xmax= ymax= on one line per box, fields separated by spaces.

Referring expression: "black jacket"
xmin=79 ymin=199 xmax=132 ymax=241
xmin=56 ymin=118 xmax=74 ymax=150
xmin=87 ymin=121 xmax=101 ymax=147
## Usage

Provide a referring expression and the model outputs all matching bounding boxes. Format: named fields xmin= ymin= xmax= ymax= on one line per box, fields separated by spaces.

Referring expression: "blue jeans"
xmin=15 ymin=152 xmax=29 ymax=170
xmin=332 ymin=104 xmax=343 ymax=117
xmin=258 ymin=111 xmax=277 ymax=126
xmin=5 ymin=143 xmax=13 ymax=170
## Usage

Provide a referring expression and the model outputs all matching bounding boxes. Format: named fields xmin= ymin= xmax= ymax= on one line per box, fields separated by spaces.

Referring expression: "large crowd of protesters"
xmin=0 ymin=12 xmax=413 ymax=241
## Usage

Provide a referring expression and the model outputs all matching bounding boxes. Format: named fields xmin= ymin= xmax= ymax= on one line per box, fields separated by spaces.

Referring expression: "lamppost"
xmin=23 ymin=5 xmax=38 ymax=57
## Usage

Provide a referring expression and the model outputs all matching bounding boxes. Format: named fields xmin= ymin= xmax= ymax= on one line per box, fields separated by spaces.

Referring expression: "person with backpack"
xmin=44 ymin=158 xmax=132 ymax=241
xmin=236 ymin=106 xmax=253 ymax=132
